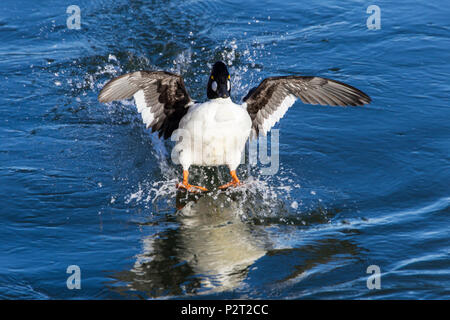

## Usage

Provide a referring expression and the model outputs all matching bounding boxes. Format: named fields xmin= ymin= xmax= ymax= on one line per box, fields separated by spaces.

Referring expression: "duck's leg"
xmin=176 ymin=170 xmax=208 ymax=192
xmin=218 ymin=170 xmax=241 ymax=189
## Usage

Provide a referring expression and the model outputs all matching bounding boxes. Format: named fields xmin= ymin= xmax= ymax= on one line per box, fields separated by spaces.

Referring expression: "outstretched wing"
xmin=243 ymin=76 xmax=371 ymax=137
xmin=98 ymin=71 xmax=193 ymax=139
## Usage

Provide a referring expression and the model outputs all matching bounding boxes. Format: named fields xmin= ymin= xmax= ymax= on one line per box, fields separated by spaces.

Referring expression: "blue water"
xmin=1 ymin=0 xmax=449 ymax=299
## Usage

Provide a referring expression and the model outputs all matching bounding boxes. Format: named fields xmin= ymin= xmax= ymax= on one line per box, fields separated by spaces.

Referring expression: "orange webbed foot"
xmin=218 ymin=170 xmax=242 ymax=190
xmin=176 ymin=170 xmax=208 ymax=192
xmin=176 ymin=182 xmax=208 ymax=192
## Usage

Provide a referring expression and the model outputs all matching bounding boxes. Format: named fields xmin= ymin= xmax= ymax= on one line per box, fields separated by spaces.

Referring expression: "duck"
xmin=98 ymin=61 xmax=371 ymax=192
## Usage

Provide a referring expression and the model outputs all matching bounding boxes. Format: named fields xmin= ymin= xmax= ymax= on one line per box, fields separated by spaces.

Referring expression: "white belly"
xmin=172 ymin=98 xmax=252 ymax=170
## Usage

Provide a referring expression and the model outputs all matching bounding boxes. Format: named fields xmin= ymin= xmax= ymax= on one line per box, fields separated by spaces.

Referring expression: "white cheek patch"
xmin=227 ymin=80 xmax=231 ymax=91
xmin=212 ymin=81 xmax=217 ymax=91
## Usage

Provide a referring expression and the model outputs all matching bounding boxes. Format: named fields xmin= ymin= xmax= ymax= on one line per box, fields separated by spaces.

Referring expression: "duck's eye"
xmin=211 ymin=81 xmax=217 ymax=92
xmin=227 ymin=80 xmax=231 ymax=91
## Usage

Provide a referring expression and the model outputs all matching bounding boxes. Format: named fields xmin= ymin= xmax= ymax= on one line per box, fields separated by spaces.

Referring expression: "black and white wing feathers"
xmin=98 ymin=71 xmax=193 ymax=139
xmin=244 ymin=76 xmax=371 ymax=137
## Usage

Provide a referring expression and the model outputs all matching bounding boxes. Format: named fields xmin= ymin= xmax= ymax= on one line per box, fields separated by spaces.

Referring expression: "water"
xmin=1 ymin=0 xmax=449 ymax=299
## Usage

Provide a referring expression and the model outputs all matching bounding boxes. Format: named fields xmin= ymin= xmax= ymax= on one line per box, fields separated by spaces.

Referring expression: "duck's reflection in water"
xmin=176 ymin=193 xmax=269 ymax=291
xmin=113 ymin=192 xmax=268 ymax=298
xmin=110 ymin=191 xmax=366 ymax=298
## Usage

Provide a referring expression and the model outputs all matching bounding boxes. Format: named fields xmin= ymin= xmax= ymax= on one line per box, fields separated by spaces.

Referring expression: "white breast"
xmin=172 ymin=98 xmax=252 ymax=170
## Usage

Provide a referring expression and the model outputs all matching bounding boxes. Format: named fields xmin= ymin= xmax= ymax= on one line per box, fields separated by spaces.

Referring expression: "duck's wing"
xmin=243 ymin=76 xmax=371 ymax=137
xmin=98 ymin=71 xmax=193 ymax=139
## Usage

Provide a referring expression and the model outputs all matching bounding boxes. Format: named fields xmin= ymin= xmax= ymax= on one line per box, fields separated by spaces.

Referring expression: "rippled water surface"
xmin=1 ymin=0 xmax=449 ymax=299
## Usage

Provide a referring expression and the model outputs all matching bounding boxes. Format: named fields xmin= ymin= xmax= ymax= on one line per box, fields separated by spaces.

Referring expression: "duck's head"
xmin=207 ymin=61 xmax=231 ymax=99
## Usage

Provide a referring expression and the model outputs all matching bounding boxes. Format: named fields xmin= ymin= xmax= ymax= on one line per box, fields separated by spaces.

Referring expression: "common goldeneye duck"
xmin=98 ymin=61 xmax=371 ymax=192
